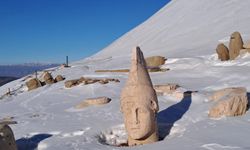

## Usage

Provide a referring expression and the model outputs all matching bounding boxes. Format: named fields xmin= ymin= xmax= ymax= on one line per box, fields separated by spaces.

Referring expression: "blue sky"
xmin=0 ymin=0 xmax=170 ymax=64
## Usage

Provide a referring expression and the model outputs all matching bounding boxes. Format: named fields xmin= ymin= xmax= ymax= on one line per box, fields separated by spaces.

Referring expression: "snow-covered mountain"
xmin=1 ymin=0 xmax=250 ymax=150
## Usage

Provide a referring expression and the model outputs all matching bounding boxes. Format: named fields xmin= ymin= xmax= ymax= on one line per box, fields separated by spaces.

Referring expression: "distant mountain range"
xmin=0 ymin=76 xmax=18 ymax=86
xmin=0 ymin=63 xmax=59 ymax=78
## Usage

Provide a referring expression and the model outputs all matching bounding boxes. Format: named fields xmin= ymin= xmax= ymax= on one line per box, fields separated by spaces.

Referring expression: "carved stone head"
xmin=121 ymin=47 xmax=159 ymax=146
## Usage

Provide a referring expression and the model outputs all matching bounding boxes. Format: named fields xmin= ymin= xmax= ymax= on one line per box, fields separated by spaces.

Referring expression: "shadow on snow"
xmin=16 ymin=133 xmax=52 ymax=150
xmin=157 ymin=91 xmax=192 ymax=140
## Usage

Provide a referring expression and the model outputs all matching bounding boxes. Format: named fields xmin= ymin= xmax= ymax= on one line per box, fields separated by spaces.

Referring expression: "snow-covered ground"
xmin=1 ymin=0 xmax=250 ymax=149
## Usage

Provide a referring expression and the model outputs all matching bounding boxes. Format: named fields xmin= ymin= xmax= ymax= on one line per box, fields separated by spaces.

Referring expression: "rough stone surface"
xmin=55 ymin=75 xmax=65 ymax=82
xmin=43 ymin=72 xmax=54 ymax=84
xmin=154 ymin=84 xmax=179 ymax=95
xmin=0 ymin=123 xmax=17 ymax=150
xmin=209 ymin=87 xmax=248 ymax=118
xmin=216 ymin=43 xmax=229 ymax=61
xmin=145 ymin=56 xmax=166 ymax=67
xmin=26 ymin=78 xmax=42 ymax=91
xmin=229 ymin=32 xmax=244 ymax=60
xmin=120 ymin=47 xmax=159 ymax=146
xmin=243 ymin=41 xmax=250 ymax=49
xmin=75 ymin=97 xmax=111 ymax=109
xmin=64 ymin=79 xmax=79 ymax=88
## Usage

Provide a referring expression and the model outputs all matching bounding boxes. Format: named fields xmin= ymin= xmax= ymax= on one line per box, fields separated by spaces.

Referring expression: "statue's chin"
xmin=128 ymin=129 xmax=150 ymax=140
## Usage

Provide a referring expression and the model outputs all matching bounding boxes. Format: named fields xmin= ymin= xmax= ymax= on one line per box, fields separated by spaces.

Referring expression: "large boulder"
xmin=43 ymin=72 xmax=54 ymax=84
xmin=216 ymin=43 xmax=229 ymax=61
xmin=75 ymin=97 xmax=111 ymax=109
xmin=209 ymin=87 xmax=248 ymax=118
xmin=26 ymin=78 xmax=42 ymax=91
xmin=145 ymin=56 xmax=166 ymax=67
xmin=0 ymin=122 xmax=17 ymax=150
xmin=229 ymin=32 xmax=244 ymax=60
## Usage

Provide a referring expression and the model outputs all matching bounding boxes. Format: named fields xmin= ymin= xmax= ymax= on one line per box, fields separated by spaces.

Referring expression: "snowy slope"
xmin=1 ymin=0 xmax=250 ymax=150
xmin=86 ymin=0 xmax=250 ymax=68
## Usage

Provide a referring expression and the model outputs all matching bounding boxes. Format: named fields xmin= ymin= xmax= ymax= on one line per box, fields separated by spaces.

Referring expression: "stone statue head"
xmin=121 ymin=94 xmax=158 ymax=140
xmin=120 ymin=47 xmax=159 ymax=145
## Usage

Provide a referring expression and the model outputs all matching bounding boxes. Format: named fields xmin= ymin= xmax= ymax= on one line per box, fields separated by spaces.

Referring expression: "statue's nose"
xmin=131 ymin=109 xmax=140 ymax=128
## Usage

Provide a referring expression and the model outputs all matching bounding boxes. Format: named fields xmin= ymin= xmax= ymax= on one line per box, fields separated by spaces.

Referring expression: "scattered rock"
xmin=209 ymin=87 xmax=248 ymax=118
xmin=65 ymin=79 xmax=79 ymax=88
xmin=145 ymin=56 xmax=166 ymax=67
xmin=75 ymin=97 xmax=111 ymax=109
xmin=0 ymin=122 xmax=17 ymax=150
xmin=64 ymin=77 xmax=120 ymax=88
xmin=55 ymin=75 xmax=65 ymax=82
xmin=99 ymin=79 xmax=109 ymax=84
xmin=229 ymin=31 xmax=244 ymax=60
xmin=43 ymin=72 xmax=54 ymax=84
xmin=26 ymin=78 xmax=42 ymax=91
xmin=216 ymin=43 xmax=229 ymax=61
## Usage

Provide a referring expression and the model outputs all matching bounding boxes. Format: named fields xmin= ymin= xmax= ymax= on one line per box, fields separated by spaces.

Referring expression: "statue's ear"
xmin=150 ymin=100 xmax=158 ymax=112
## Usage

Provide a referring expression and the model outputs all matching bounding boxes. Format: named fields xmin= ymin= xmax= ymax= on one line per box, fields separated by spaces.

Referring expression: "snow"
xmin=1 ymin=0 xmax=250 ymax=149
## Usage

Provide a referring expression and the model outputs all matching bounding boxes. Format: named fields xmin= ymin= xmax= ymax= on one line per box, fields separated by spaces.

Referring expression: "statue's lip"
xmin=130 ymin=127 xmax=140 ymax=130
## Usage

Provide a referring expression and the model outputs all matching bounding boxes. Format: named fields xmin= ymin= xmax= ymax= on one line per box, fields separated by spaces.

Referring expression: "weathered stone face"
xmin=229 ymin=32 xmax=244 ymax=60
xmin=0 ymin=124 xmax=17 ymax=150
xmin=209 ymin=87 xmax=248 ymax=118
xmin=26 ymin=78 xmax=42 ymax=91
xmin=120 ymin=47 xmax=159 ymax=146
xmin=216 ymin=43 xmax=229 ymax=61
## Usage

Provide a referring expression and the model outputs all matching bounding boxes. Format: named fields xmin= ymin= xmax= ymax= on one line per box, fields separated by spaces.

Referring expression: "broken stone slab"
xmin=26 ymin=78 xmax=42 ymax=91
xmin=145 ymin=56 xmax=166 ymax=67
xmin=0 ymin=121 xmax=17 ymax=150
xmin=216 ymin=43 xmax=229 ymax=61
xmin=209 ymin=87 xmax=248 ymax=118
xmin=75 ymin=97 xmax=111 ymax=109
xmin=229 ymin=31 xmax=244 ymax=60
xmin=120 ymin=46 xmax=159 ymax=146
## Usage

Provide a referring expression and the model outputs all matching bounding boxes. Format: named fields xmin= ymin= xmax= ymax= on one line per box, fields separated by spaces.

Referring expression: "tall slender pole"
xmin=35 ymin=70 xmax=38 ymax=79
xmin=7 ymin=88 xmax=11 ymax=95
xmin=66 ymin=56 xmax=69 ymax=67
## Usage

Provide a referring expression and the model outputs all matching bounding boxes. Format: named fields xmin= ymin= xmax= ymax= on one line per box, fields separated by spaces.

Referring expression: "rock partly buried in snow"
xmin=64 ymin=79 xmax=79 ymax=88
xmin=64 ymin=77 xmax=120 ymax=88
xmin=75 ymin=97 xmax=111 ymax=109
xmin=216 ymin=43 xmax=229 ymax=61
xmin=209 ymin=87 xmax=248 ymax=118
xmin=229 ymin=32 xmax=244 ymax=60
xmin=154 ymin=84 xmax=180 ymax=94
xmin=43 ymin=72 xmax=55 ymax=84
xmin=145 ymin=56 xmax=166 ymax=67
xmin=243 ymin=41 xmax=250 ymax=49
xmin=55 ymin=75 xmax=65 ymax=82
xmin=26 ymin=78 xmax=42 ymax=91
xmin=0 ymin=121 xmax=17 ymax=150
